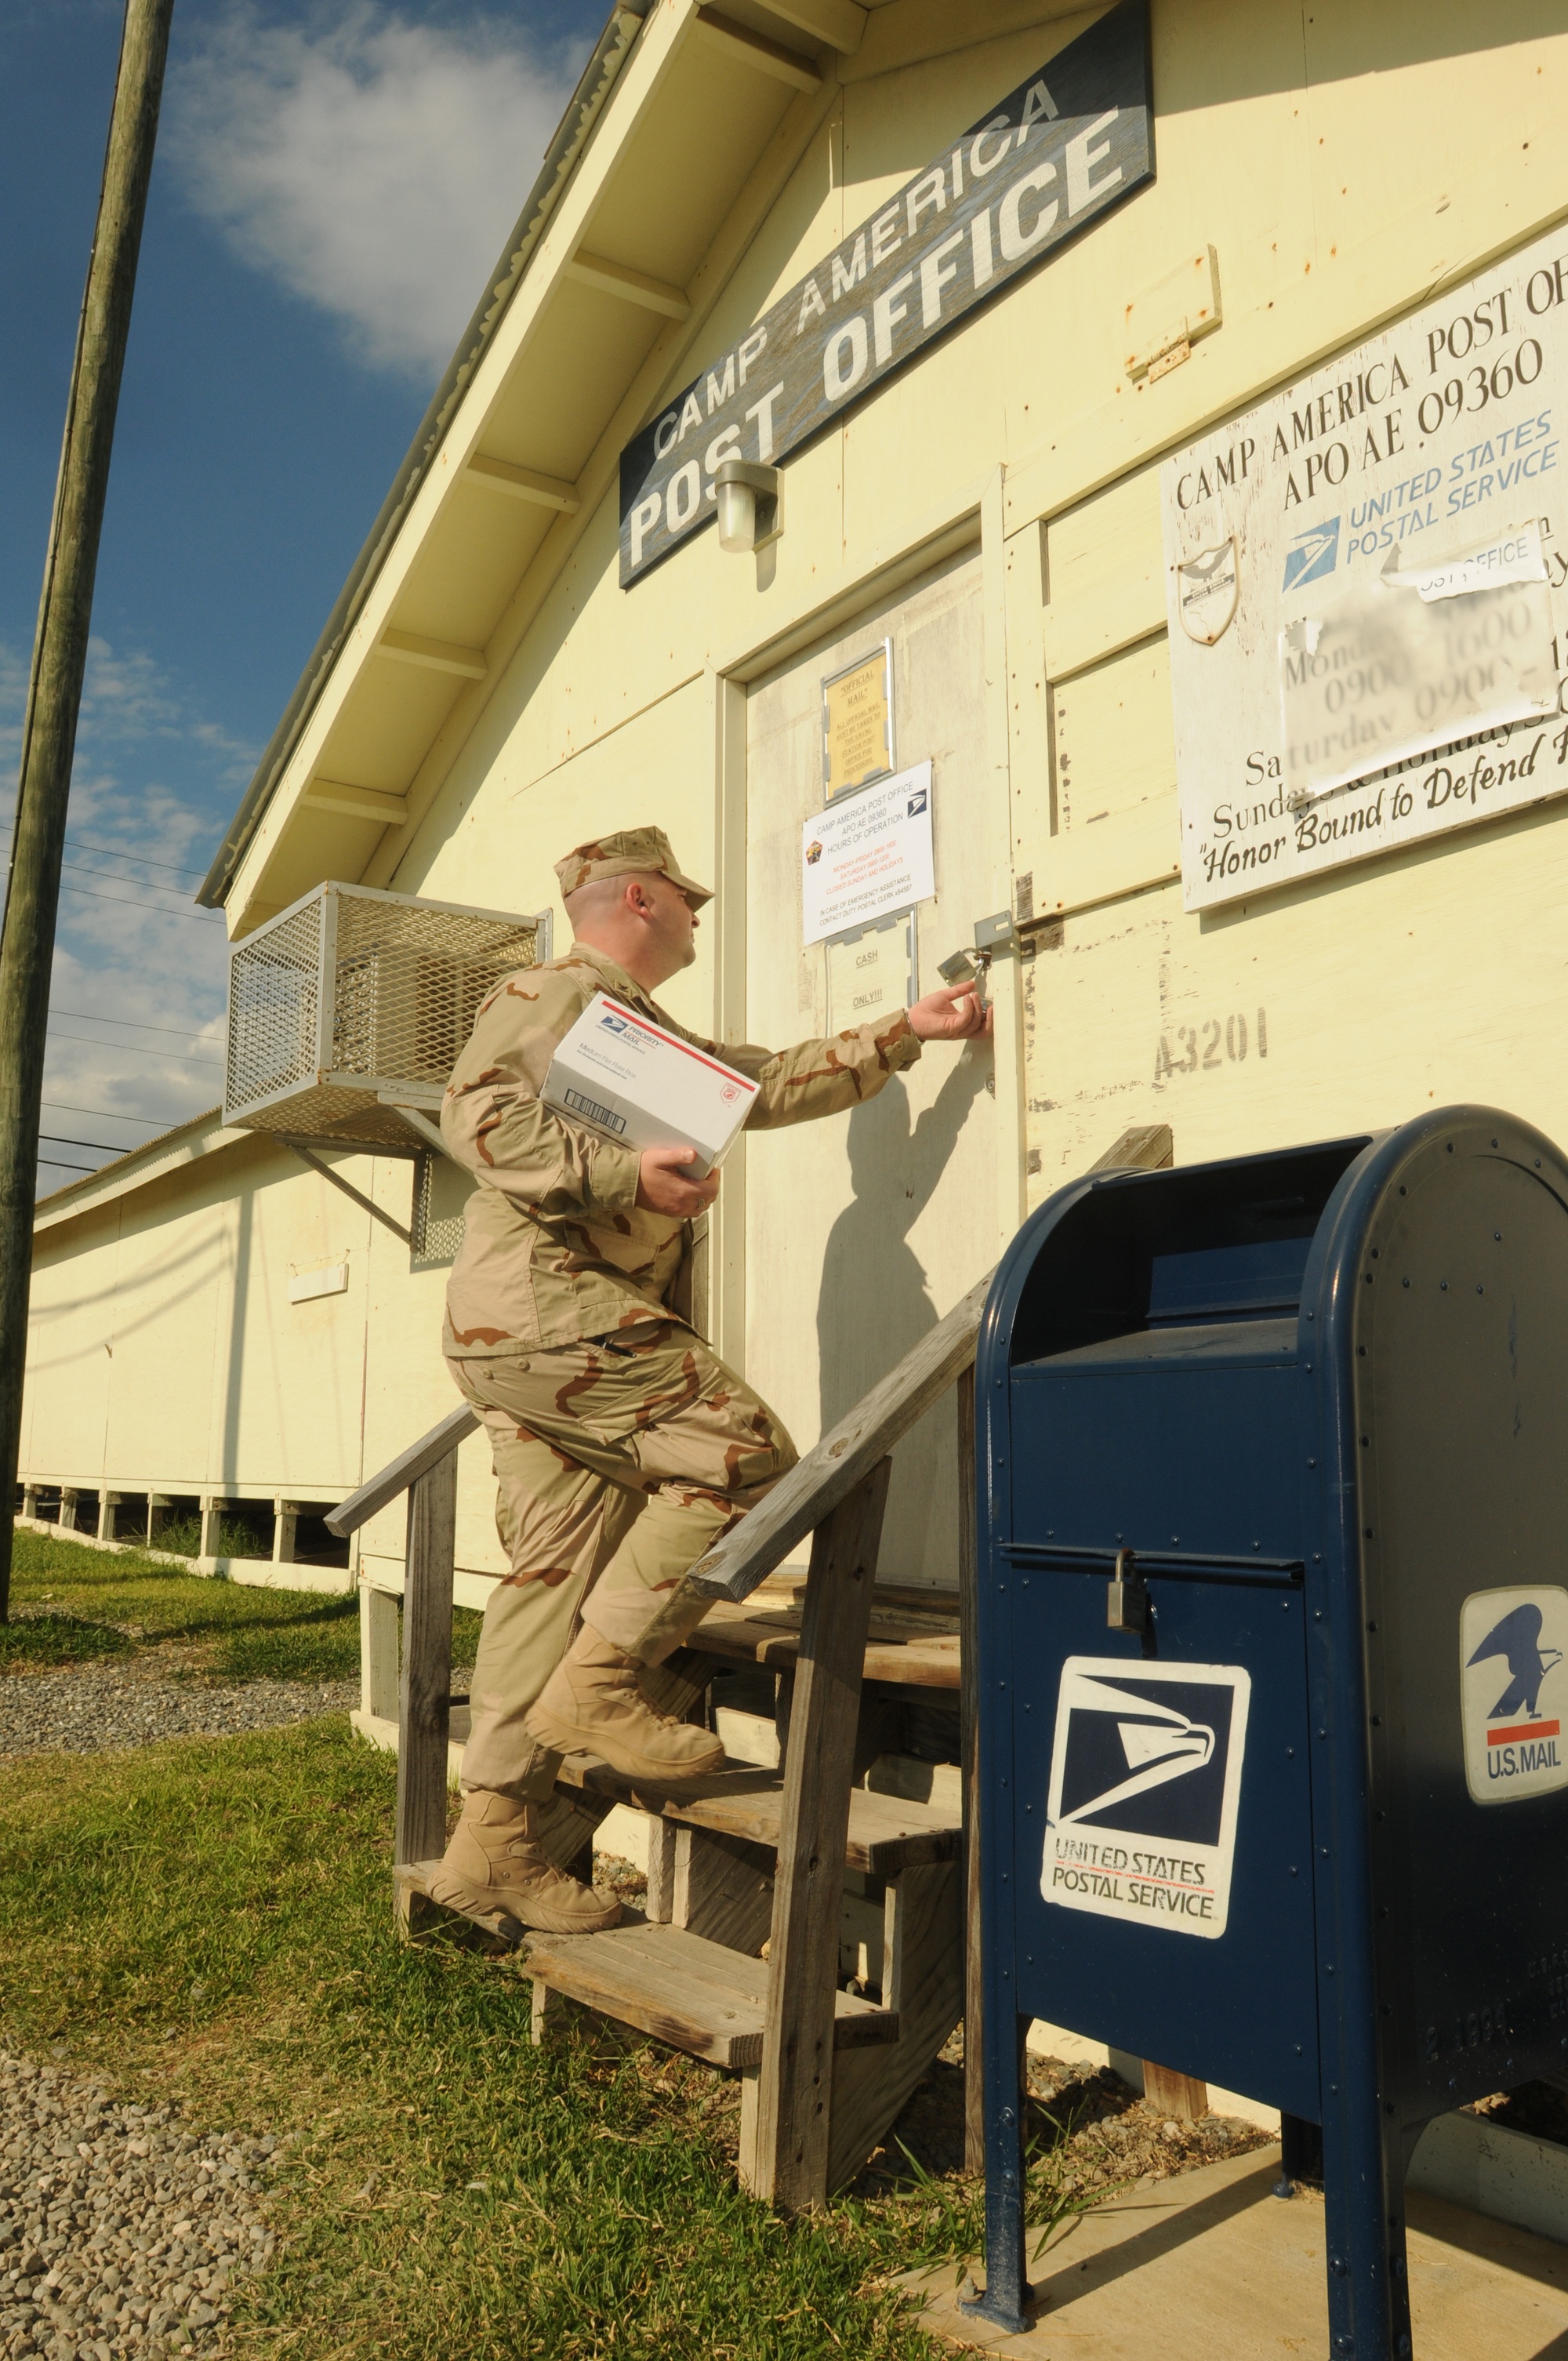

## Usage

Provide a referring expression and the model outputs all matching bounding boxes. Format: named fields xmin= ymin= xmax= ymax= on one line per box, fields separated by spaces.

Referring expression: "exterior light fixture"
xmin=713 ymin=457 xmax=782 ymax=554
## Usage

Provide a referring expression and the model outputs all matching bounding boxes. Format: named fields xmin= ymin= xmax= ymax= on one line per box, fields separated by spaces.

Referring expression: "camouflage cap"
xmin=554 ymin=826 xmax=713 ymax=907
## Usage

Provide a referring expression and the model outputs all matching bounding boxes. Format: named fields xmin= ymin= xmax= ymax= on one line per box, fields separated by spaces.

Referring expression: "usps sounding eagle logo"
xmin=1461 ymin=1587 xmax=1568 ymax=1805
xmin=1041 ymin=1659 xmax=1251 ymax=1940
xmin=1282 ymin=516 xmax=1341 ymax=591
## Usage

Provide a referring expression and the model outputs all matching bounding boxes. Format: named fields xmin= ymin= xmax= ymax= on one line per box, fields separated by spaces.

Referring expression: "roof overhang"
xmin=204 ymin=0 xmax=912 ymax=935
xmin=34 ymin=1109 xmax=267 ymax=1234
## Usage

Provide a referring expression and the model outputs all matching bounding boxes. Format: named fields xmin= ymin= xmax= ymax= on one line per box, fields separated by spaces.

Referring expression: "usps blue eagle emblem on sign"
xmin=1282 ymin=518 xmax=1341 ymax=591
xmin=1041 ymin=1658 xmax=1251 ymax=1938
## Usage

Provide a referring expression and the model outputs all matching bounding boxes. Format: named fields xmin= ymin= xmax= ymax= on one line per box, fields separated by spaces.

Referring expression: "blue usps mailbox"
xmin=969 ymin=1109 xmax=1568 ymax=2359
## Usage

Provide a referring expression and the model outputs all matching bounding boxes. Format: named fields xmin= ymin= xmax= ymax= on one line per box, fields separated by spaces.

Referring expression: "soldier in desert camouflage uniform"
xmin=428 ymin=826 xmax=989 ymax=1936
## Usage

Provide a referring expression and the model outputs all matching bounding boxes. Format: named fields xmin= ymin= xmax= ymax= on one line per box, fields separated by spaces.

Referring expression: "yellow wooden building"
xmin=20 ymin=0 xmax=1568 ymax=1635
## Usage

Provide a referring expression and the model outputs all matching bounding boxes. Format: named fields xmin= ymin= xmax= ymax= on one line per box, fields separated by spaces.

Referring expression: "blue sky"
xmin=1 ymin=0 xmax=602 ymax=1183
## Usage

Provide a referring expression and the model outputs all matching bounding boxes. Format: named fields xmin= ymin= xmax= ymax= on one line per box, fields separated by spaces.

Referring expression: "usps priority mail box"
xmin=543 ymin=993 xmax=759 ymax=1176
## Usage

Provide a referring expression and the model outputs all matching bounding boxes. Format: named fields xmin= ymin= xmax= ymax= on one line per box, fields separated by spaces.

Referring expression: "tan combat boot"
xmin=524 ymin=1627 xmax=726 ymax=1778
xmin=427 ymin=1790 xmax=622 ymax=1935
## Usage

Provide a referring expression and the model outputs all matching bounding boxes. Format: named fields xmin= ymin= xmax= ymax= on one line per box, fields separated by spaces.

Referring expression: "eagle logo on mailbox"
xmin=1041 ymin=1658 xmax=1250 ymax=1939
xmin=1175 ymin=539 xmax=1240 ymax=645
xmin=1460 ymin=1587 xmax=1568 ymax=1805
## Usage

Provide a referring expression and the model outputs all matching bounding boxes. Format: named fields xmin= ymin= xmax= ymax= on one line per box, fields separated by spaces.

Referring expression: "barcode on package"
xmin=564 ymin=1088 xmax=626 ymax=1135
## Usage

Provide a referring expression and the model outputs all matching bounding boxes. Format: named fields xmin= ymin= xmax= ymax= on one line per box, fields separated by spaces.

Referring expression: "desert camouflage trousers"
xmin=448 ymin=1319 xmax=796 ymax=1796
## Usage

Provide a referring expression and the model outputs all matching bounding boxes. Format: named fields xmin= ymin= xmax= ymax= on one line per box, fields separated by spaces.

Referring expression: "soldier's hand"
xmin=908 ymin=981 xmax=993 ymax=1041
xmin=636 ymin=1145 xmax=720 ymax=1215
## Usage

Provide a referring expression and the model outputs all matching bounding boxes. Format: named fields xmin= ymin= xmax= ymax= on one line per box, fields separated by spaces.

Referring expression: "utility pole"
xmin=0 ymin=0 xmax=176 ymax=1622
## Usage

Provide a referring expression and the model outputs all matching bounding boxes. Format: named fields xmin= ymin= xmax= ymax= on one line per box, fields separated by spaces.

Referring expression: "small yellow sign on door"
xmin=822 ymin=644 xmax=893 ymax=798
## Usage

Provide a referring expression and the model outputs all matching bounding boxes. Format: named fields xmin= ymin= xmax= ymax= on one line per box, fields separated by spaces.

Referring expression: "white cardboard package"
xmin=542 ymin=993 xmax=759 ymax=1176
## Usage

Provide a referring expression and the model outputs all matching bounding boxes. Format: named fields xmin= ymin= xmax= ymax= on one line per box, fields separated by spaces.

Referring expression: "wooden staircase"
xmin=328 ymin=1123 xmax=1174 ymax=2208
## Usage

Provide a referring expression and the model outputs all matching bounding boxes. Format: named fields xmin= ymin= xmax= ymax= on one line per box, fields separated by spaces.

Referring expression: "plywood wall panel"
xmin=1051 ymin=634 xmax=1175 ymax=834
xmin=1026 ymin=802 xmax=1568 ymax=1196
xmin=743 ymin=549 xmax=1002 ymax=1589
xmin=24 ymin=1146 xmax=379 ymax=1497
xmin=1042 ymin=462 xmax=1166 ymax=681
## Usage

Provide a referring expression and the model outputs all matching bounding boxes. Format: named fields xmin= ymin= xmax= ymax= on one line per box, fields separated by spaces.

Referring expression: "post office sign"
xmin=619 ymin=0 xmax=1152 ymax=587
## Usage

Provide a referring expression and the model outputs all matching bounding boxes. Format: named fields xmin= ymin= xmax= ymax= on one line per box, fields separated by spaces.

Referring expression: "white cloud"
xmin=0 ymin=638 xmax=247 ymax=1177
xmin=168 ymin=5 xmax=583 ymax=378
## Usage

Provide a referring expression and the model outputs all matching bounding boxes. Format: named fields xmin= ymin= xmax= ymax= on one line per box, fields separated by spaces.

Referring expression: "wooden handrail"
xmin=688 ymin=1121 xmax=1173 ymax=1605
xmin=690 ymin=1273 xmax=993 ymax=1604
xmin=326 ymin=1402 xmax=478 ymax=1537
xmin=326 ymin=1121 xmax=1173 ymax=1564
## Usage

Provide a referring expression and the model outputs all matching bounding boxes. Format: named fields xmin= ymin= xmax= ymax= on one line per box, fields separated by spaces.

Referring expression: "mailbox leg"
xmin=962 ymin=2009 xmax=1029 ymax=2334
xmin=1321 ymin=2091 xmax=1411 ymax=2361
xmin=1274 ymin=2110 xmax=1323 ymax=2196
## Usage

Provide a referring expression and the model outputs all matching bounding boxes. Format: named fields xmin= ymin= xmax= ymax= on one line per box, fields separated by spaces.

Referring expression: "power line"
xmin=46 ymin=1027 xmax=223 ymax=1066
xmin=37 ymin=1157 xmax=98 ymax=1175
xmin=42 ymin=1099 xmax=192 ymax=1126
xmin=2 ymin=838 xmax=208 ymax=895
xmin=58 ymin=881 xmax=223 ymax=924
xmin=58 ymin=857 xmax=204 ymax=894
xmin=0 ymin=825 xmax=208 ymax=881
xmin=39 ymin=1133 xmax=127 ymax=1154
xmin=67 ymin=835 xmax=208 ymax=879
xmin=51 ymin=1006 xmax=220 ymax=1044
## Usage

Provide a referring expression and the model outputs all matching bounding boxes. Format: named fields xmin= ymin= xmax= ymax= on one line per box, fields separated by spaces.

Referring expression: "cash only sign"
xmin=1164 ymin=221 xmax=1568 ymax=911
xmin=618 ymin=1 xmax=1153 ymax=587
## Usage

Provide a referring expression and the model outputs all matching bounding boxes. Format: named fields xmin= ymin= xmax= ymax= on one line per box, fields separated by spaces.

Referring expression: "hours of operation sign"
xmin=1163 ymin=220 xmax=1568 ymax=912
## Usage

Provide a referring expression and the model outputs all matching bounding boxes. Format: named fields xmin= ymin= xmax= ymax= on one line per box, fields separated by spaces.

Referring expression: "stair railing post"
xmin=750 ymin=1457 xmax=892 ymax=2210
xmin=394 ymin=1446 xmax=457 ymax=1926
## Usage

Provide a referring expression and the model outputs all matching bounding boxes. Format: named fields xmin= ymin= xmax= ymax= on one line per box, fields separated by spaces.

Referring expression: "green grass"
xmin=0 ymin=1610 xmax=133 ymax=1671
xmin=151 ymin=1511 xmax=270 ymax=1560
xmin=208 ymin=1614 xmax=363 ymax=1684
xmin=0 ymin=1546 xmax=1093 ymax=2358
xmin=0 ymin=1723 xmax=1043 ymax=2361
xmin=4 ymin=1530 xmax=481 ymax=1684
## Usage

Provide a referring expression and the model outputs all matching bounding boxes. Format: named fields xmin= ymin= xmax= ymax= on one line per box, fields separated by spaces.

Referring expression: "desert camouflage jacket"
xmin=441 ymin=939 xmax=922 ymax=1356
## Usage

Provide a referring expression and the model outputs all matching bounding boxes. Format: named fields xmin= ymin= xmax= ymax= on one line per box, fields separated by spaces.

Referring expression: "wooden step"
xmin=392 ymin=1863 xmax=899 ymax=2067
xmin=789 ymin=1579 xmax=962 ymax=1637
xmin=552 ymin=1753 xmax=960 ymax=1873
xmin=521 ymin=1920 xmax=898 ymax=2068
xmin=699 ymin=1598 xmax=960 ymax=1690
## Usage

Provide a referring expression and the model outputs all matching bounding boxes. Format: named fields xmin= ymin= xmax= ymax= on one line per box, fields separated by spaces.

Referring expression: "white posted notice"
xmin=800 ymin=761 xmax=935 ymax=946
xmin=1163 ymin=220 xmax=1568 ymax=911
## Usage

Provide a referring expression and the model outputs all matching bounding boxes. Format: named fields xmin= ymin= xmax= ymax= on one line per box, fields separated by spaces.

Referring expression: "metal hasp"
xmin=967 ymin=1108 xmax=1568 ymax=2355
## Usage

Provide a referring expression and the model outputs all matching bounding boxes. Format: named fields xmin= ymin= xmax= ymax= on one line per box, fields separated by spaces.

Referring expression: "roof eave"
xmin=32 ymin=1107 xmax=243 ymax=1230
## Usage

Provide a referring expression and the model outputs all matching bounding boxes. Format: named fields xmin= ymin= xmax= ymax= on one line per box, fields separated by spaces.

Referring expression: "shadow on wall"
xmin=817 ymin=1048 xmax=990 ymax=1575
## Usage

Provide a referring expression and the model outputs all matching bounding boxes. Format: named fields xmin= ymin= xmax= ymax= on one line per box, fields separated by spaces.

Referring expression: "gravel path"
xmin=0 ymin=1660 xmax=358 ymax=1759
xmin=0 ymin=2053 xmax=277 ymax=2359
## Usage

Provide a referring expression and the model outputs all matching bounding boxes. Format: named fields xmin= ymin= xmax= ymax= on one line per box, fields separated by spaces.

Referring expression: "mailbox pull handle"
xmin=1106 ymin=1548 xmax=1151 ymax=1634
